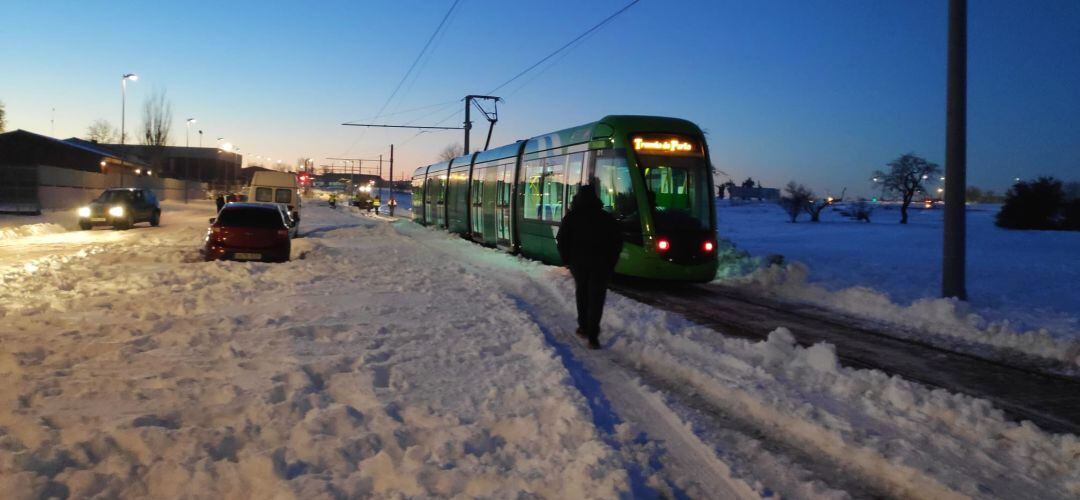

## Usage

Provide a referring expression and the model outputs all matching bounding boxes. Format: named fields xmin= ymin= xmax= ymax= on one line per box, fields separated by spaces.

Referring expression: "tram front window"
xmin=593 ymin=150 xmax=640 ymax=234
xmin=639 ymin=155 xmax=711 ymax=232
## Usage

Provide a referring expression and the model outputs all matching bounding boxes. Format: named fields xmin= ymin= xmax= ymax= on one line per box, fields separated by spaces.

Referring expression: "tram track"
xmin=611 ymin=279 xmax=1080 ymax=436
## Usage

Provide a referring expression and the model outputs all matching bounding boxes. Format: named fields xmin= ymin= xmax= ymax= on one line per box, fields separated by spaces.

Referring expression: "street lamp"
xmin=120 ymin=73 xmax=138 ymax=145
xmin=186 ymin=118 xmax=197 ymax=147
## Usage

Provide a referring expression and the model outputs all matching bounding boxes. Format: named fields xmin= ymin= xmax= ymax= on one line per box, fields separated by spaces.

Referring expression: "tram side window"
xmin=593 ymin=151 xmax=636 ymax=222
xmin=412 ymin=177 xmax=423 ymax=201
xmin=565 ymin=152 xmax=584 ymax=204
xmin=542 ymin=155 xmax=566 ymax=221
xmin=471 ymin=176 xmax=481 ymax=205
xmin=523 ymin=159 xmax=545 ymax=220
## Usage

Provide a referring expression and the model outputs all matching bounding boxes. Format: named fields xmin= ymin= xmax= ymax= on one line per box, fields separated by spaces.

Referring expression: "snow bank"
xmin=0 ymin=222 xmax=68 ymax=241
xmin=598 ymin=298 xmax=1080 ymax=498
xmin=727 ymin=262 xmax=1080 ymax=368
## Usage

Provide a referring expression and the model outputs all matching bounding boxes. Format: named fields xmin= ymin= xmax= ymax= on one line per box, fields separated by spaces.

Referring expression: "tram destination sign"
xmin=632 ymin=136 xmax=696 ymax=154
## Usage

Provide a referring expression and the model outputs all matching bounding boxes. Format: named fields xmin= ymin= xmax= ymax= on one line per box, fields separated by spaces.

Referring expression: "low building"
xmin=67 ymin=140 xmax=242 ymax=189
xmin=727 ymin=186 xmax=781 ymax=201
xmin=0 ymin=129 xmax=199 ymax=213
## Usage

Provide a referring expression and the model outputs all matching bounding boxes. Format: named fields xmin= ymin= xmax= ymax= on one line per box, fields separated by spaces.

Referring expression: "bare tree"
xmin=86 ymin=119 xmax=118 ymax=143
xmin=872 ymin=153 xmax=942 ymax=224
xmin=438 ymin=143 xmax=464 ymax=162
xmin=779 ymin=181 xmax=813 ymax=222
xmin=140 ymin=88 xmax=173 ymax=147
xmin=0 ymin=100 xmax=6 ymax=133
xmin=805 ymin=187 xmax=845 ymax=222
xmin=844 ymin=199 xmax=874 ymax=222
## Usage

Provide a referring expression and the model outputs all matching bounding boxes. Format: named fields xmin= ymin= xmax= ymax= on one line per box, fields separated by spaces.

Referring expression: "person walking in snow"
xmin=215 ymin=193 xmax=225 ymax=213
xmin=556 ymin=184 xmax=623 ymax=350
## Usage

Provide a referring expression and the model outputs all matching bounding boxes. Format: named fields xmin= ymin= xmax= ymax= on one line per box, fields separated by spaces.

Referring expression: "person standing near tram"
xmin=556 ymin=184 xmax=623 ymax=350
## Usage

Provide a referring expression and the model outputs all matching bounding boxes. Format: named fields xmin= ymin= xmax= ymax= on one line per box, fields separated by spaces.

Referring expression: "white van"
xmin=249 ymin=171 xmax=302 ymax=223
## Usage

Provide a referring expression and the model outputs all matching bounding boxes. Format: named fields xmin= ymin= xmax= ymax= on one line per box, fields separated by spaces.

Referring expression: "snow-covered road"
xmin=1 ymin=201 xmax=1077 ymax=498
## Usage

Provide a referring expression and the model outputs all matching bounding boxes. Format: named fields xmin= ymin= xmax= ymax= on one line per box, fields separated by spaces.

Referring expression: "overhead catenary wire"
xmin=486 ymin=0 xmax=642 ymax=95
xmin=351 ymin=0 xmax=644 ymax=154
xmin=403 ymin=0 xmax=643 ymax=148
xmin=339 ymin=0 xmax=462 ymax=157
xmin=372 ymin=0 xmax=462 ymax=120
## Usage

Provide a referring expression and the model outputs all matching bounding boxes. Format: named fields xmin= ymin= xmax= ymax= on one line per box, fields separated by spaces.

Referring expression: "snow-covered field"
xmin=1 ymin=199 xmax=1078 ymax=498
xmin=715 ymin=201 xmax=1080 ymax=362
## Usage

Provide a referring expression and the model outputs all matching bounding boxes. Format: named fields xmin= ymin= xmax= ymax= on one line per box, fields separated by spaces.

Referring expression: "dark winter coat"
xmin=557 ymin=185 xmax=624 ymax=272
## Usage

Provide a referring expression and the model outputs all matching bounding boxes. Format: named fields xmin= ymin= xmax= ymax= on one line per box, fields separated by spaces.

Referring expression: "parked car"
xmin=78 ymin=188 xmax=161 ymax=230
xmin=203 ymin=202 xmax=292 ymax=263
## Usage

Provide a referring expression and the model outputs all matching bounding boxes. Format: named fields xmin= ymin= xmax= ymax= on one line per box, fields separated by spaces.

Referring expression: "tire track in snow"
xmin=390 ymin=221 xmax=759 ymax=498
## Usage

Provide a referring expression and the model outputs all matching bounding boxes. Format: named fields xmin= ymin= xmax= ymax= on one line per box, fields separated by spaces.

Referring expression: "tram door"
xmin=481 ymin=166 xmax=499 ymax=244
xmin=470 ymin=170 xmax=484 ymax=239
xmin=424 ymin=176 xmax=438 ymax=225
xmin=496 ymin=163 xmax=513 ymax=247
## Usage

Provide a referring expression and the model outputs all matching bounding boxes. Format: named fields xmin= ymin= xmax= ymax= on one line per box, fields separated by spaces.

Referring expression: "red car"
xmin=203 ymin=202 xmax=292 ymax=262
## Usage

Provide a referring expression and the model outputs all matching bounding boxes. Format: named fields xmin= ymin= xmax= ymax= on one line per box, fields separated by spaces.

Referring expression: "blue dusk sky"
xmin=1 ymin=0 xmax=1077 ymax=195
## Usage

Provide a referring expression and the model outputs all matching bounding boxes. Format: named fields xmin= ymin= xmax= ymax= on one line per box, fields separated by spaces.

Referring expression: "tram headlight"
xmin=703 ymin=241 xmax=714 ymax=252
xmin=657 ymin=239 xmax=670 ymax=252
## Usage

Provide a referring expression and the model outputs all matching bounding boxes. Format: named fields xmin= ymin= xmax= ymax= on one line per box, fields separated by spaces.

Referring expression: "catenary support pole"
xmin=463 ymin=96 xmax=472 ymax=155
xmin=943 ymin=0 xmax=967 ymax=299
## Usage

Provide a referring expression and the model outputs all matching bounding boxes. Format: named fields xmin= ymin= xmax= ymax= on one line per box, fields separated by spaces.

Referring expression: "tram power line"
xmin=373 ymin=0 xmax=462 ymax=120
xmin=486 ymin=0 xmax=642 ymax=95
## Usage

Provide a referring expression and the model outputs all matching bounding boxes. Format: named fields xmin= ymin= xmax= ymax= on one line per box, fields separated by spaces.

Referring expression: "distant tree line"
xmin=748 ymin=152 xmax=1077 ymax=231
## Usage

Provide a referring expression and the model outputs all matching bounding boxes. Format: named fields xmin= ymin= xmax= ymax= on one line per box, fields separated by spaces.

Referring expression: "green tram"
xmin=410 ymin=115 xmax=718 ymax=282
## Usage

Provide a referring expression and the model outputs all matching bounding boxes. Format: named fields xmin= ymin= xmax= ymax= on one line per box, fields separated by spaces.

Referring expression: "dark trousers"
xmin=571 ymin=266 xmax=611 ymax=342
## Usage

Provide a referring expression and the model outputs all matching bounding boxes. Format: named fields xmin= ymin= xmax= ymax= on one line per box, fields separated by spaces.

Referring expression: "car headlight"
xmin=108 ymin=206 xmax=125 ymax=217
xmin=77 ymin=206 xmax=91 ymax=218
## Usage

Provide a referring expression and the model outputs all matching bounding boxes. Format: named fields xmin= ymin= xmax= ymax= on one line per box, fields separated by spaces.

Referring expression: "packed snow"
xmin=1 ymin=198 xmax=1077 ymax=498
xmin=715 ymin=201 xmax=1080 ymax=368
xmin=0 ymin=209 xmax=77 ymax=241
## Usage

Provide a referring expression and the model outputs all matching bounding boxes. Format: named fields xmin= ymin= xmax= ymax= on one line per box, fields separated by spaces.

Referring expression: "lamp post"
xmin=120 ymin=73 xmax=138 ymax=145
xmin=186 ymin=118 xmax=196 ymax=147
xmin=119 ymin=73 xmax=138 ymax=187
xmin=198 ymin=130 xmax=203 ymax=147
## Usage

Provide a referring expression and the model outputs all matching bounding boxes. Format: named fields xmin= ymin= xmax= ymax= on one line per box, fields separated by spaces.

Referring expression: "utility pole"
xmin=389 ymin=144 xmax=395 ymax=216
xmin=943 ymin=0 xmax=967 ymax=300
xmin=378 ymin=154 xmax=384 ymax=209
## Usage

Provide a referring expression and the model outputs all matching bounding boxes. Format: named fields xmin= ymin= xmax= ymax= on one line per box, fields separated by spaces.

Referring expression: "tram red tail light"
xmin=703 ymin=241 xmax=714 ymax=252
xmin=657 ymin=239 xmax=670 ymax=251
